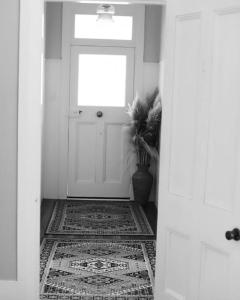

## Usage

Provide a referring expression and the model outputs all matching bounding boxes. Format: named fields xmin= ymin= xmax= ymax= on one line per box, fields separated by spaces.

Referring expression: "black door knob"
xmin=225 ymin=228 xmax=240 ymax=241
xmin=97 ymin=111 xmax=103 ymax=118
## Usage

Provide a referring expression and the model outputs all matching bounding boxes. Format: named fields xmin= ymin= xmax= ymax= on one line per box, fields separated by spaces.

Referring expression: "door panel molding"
xmin=168 ymin=12 xmax=202 ymax=199
xmin=203 ymin=7 xmax=240 ymax=212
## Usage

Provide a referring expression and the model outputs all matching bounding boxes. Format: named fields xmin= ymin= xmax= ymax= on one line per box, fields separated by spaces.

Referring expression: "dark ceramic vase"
xmin=132 ymin=164 xmax=153 ymax=206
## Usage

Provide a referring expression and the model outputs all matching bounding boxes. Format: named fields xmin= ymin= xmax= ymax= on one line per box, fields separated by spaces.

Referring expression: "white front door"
xmin=155 ymin=0 xmax=240 ymax=299
xmin=67 ymin=46 xmax=134 ymax=198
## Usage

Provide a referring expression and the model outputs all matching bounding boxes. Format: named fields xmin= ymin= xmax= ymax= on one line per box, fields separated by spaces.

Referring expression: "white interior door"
xmin=68 ymin=46 xmax=134 ymax=198
xmin=155 ymin=0 xmax=240 ymax=299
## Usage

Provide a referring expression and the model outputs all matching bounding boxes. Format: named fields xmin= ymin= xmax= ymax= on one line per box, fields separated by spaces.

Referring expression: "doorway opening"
xmin=7 ymin=0 xmax=240 ymax=299
xmin=40 ymin=1 xmax=164 ymax=299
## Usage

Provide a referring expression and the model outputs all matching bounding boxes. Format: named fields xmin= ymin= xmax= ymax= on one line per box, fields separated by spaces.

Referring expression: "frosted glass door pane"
xmin=78 ymin=54 xmax=127 ymax=107
xmin=75 ymin=15 xmax=133 ymax=40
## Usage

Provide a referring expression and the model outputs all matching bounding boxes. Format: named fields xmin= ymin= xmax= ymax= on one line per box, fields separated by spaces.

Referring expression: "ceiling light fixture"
xmin=78 ymin=1 xmax=129 ymax=4
xmin=96 ymin=4 xmax=115 ymax=22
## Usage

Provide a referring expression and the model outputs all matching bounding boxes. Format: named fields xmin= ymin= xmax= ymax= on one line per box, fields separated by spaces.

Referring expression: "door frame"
xmin=17 ymin=0 xmax=166 ymax=299
xmin=0 ymin=0 xmax=43 ymax=298
xmin=60 ymin=2 xmax=144 ymax=199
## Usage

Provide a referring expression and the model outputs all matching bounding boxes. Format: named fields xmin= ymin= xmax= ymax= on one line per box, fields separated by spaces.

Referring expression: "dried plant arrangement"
xmin=127 ymin=88 xmax=162 ymax=166
xmin=126 ymin=88 xmax=162 ymax=205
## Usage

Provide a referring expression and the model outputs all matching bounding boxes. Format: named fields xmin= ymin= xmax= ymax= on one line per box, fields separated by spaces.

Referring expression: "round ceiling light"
xmin=96 ymin=4 xmax=115 ymax=22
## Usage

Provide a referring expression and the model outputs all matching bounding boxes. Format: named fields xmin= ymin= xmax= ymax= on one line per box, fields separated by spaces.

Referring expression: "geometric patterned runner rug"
xmin=40 ymin=238 xmax=156 ymax=300
xmin=46 ymin=200 xmax=154 ymax=236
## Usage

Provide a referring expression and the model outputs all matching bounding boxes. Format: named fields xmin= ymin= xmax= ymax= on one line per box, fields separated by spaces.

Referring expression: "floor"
xmin=40 ymin=199 xmax=157 ymax=299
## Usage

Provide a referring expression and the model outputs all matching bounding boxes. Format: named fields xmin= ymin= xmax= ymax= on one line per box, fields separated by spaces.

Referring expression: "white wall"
xmin=42 ymin=60 xmax=61 ymax=198
xmin=0 ymin=0 xmax=19 ymax=280
xmin=43 ymin=3 xmax=162 ymax=204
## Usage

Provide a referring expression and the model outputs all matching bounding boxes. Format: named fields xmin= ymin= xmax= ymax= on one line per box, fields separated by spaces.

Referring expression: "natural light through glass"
xmin=78 ymin=54 xmax=127 ymax=107
xmin=75 ymin=14 xmax=133 ymax=40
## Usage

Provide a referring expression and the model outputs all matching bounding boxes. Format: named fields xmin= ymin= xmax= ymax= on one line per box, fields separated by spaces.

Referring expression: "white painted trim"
xmin=58 ymin=3 xmax=72 ymax=198
xmin=134 ymin=4 xmax=145 ymax=96
xmin=13 ymin=0 xmax=165 ymax=299
xmin=0 ymin=0 xmax=43 ymax=299
xmin=17 ymin=0 xmax=43 ymax=296
xmin=45 ymin=0 xmax=167 ymax=4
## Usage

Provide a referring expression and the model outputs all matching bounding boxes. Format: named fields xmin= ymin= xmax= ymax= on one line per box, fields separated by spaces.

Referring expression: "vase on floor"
xmin=132 ymin=164 xmax=153 ymax=206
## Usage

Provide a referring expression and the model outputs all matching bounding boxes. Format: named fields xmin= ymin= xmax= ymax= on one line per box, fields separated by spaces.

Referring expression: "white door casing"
xmin=155 ymin=0 xmax=240 ymax=299
xmin=0 ymin=0 xmax=43 ymax=299
xmin=68 ymin=46 xmax=135 ymax=198
xmin=60 ymin=3 xmax=145 ymax=198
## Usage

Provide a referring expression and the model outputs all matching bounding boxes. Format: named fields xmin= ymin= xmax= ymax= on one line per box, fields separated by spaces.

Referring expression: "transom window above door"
xmin=74 ymin=14 xmax=133 ymax=40
xmin=67 ymin=3 xmax=144 ymax=47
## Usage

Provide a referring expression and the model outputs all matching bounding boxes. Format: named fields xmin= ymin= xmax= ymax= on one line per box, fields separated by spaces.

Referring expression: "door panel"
xmin=205 ymin=8 xmax=240 ymax=211
xmin=169 ymin=13 xmax=201 ymax=199
xmin=68 ymin=46 xmax=134 ymax=198
xmin=198 ymin=243 xmax=230 ymax=300
xmin=155 ymin=1 xmax=240 ymax=299
xmin=164 ymin=230 xmax=190 ymax=300
xmin=104 ymin=123 xmax=123 ymax=183
xmin=68 ymin=116 xmax=130 ymax=197
xmin=74 ymin=122 xmax=97 ymax=183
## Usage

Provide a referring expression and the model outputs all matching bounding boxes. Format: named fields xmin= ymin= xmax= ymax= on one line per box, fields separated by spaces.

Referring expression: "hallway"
xmin=40 ymin=200 xmax=157 ymax=299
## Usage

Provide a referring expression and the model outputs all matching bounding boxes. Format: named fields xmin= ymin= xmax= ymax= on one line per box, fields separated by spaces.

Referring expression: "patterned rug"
xmin=46 ymin=201 xmax=154 ymax=236
xmin=40 ymin=238 xmax=156 ymax=300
